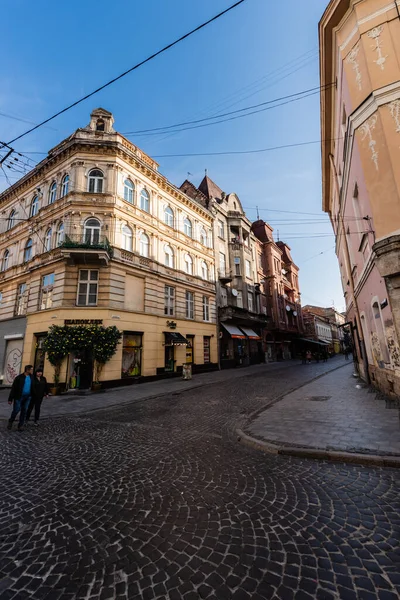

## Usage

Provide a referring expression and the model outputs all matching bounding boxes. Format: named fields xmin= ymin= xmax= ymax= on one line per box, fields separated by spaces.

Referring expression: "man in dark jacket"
xmin=7 ymin=365 xmax=34 ymax=432
xmin=26 ymin=367 xmax=49 ymax=425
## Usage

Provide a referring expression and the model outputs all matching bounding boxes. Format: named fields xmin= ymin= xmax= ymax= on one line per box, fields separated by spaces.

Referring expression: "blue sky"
xmin=0 ymin=0 xmax=343 ymax=310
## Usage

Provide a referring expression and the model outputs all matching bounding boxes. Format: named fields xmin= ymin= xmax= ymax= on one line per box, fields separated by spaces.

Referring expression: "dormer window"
xmin=96 ymin=119 xmax=105 ymax=132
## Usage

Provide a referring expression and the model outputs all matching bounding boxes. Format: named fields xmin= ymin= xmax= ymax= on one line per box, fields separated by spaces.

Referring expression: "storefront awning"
xmin=297 ymin=338 xmax=327 ymax=346
xmin=164 ymin=332 xmax=189 ymax=346
xmin=221 ymin=323 xmax=246 ymax=339
xmin=240 ymin=327 xmax=261 ymax=340
xmin=318 ymin=338 xmax=330 ymax=345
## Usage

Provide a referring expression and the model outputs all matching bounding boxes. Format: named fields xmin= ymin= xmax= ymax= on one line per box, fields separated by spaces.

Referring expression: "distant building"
xmin=303 ymin=305 xmax=346 ymax=353
xmin=320 ymin=0 xmax=400 ymax=395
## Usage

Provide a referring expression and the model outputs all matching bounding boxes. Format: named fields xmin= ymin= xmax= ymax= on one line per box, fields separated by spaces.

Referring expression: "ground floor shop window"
xmin=34 ymin=334 xmax=47 ymax=372
xmin=121 ymin=332 xmax=143 ymax=378
xmin=186 ymin=335 xmax=194 ymax=364
xmin=203 ymin=336 xmax=211 ymax=364
xmin=165 ymin=345 xmax=175 ymax=372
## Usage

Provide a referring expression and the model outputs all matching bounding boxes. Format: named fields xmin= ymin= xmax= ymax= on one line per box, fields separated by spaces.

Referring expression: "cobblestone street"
xmin=1 ymin=360 xmax=400 ymax=600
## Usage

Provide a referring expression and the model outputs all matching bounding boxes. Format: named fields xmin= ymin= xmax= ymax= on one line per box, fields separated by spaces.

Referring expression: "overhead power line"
xmin=6 ymin=0 xmax=249 ymax=146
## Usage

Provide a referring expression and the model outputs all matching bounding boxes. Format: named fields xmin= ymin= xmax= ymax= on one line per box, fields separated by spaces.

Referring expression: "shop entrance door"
xmin=164 ymin=345 xmax=175 ymax=372
xmin=71 ymin=349 xmax=93 ymax=389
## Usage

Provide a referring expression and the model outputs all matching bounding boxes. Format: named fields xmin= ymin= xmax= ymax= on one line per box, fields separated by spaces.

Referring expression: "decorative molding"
xmin=389 ymin=99 xmax=400 ymax=133
xmin=346 ymin=42 xmax=362 ymax=91
xmin=367 ymin=25 xmax=388 ymax=71
xmin=360 ymin=114 xmax=379 ymax=170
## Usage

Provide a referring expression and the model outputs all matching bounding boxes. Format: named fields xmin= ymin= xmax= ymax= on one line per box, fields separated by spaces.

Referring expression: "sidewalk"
xmin=245 ymin=363 xmax=400 ymax=463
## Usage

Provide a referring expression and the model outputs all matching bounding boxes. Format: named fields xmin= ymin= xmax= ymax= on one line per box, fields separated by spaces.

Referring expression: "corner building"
xmin=0 ymin=109 xmax=217 ymax=388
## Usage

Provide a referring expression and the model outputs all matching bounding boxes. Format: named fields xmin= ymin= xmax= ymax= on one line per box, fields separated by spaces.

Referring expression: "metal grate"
xmin=304 ymin=396 xmax=331 ymax=402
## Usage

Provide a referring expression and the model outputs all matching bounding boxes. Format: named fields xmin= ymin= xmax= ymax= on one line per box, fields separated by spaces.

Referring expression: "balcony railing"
xmin=218 ymin=269 xmax=233 ymax=283
xmin=61 ymin=234 xmax=113 ymax=257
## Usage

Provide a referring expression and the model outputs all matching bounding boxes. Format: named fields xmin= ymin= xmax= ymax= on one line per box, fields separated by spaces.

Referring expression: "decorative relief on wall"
xmin=386 ymin=324 xmax=400 ymax=368
xmin=346 ymin=42 xmax=362 ymax=91
xmin=389 ymin=100 xmax=400 ymax=133
xmin=367 ymin=25 xmax=388 ymax=70
xmin=360 ymin=114 xmax=379 ymax=170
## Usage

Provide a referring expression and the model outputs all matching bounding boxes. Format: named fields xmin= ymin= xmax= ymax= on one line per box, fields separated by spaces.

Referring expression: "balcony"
xmin=218 ymin=269 xmax=233 ymax=284
xmin=60 ymin=234 xmax=112 ymax=266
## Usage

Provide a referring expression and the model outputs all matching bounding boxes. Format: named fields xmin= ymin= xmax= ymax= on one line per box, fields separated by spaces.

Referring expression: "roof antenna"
xmin=256 ymin=205 xmax=260 ymax=220
xmin=205 ymin=168 xmax=208 ymax=177
xmin=277 ymin=229 xmax=280 ymax=242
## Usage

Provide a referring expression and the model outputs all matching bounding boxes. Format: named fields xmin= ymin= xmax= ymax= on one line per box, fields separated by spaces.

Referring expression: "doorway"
xmin=70 ymin=349 xmax=93 ymax=389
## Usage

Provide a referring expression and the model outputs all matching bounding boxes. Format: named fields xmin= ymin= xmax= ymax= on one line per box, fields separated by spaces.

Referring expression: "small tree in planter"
xmin=92 ymin=326 xmax=122 ymax=387
xmin=43 ymin=325 xmax=70 ymax=393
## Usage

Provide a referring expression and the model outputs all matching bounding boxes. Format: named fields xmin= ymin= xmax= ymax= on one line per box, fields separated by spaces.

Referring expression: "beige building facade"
xmin=320 ymin=0 xmax=400 ymax=394
xmin=0 ymin=109 xmax=218 ymax=389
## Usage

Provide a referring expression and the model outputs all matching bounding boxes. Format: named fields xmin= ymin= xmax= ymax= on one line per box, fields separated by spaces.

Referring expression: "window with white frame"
xmin=84 ymin=218 xmax=101 ymax=244
xmin=40 ymin=273 xmax=55 ymax=310
xmin=16 ymin=283 xmax=28 ymax=315
xmin=164 ymin=206 xmax=174 ymax=227
xmin=186 ymin=291 xmax=194 ymax=319
xmin=139 ymin=233 xmax=150 ymax=257
xmin=124 ymin=179 xmax=134 ymax=203
xmin=30 ymin=196 xmax=39 ymax=217
xmin=236 ymin=290 xmax=243 ymax=308
xmin=202 ymin=296 xmax=210 ymax=321
xmin=164 ymin=285 xmax=175 ymax=316
xmin=44 ymin=228 xmax=52 ymax=252
xmin=48 ymin=182 xmax=57 ymax=204
xmin=56 ymin=223 xmax=64 ymax=246
xmin=140 ymin=189 xmax=150 ymax=212
xmin=7 ymin=210 xmax=16 ymax=231
xmin=122 ymin=225 xmax=133 ymax=251
xmin=88 ymin=169 xmax=104 ymax=193
xmin=61 ymin=174 xmax=69 ymax=197
xmin=245 ymin=259 xmax=251 ymax=278
xmin=219 ymin=252 xmax=226 ymax=274
xmin=1 ymin=249 xmax=10 ymax=272
xmin=184 ymin=253 xmax=193 ymax=275
xmin=200 ymin=260 xmax=208 ymax=280
xmin=184 ymin=217 xmax=192 ymax=238
xmin=200 ymin=228 xmax=207 ymax=246
xmin=247 ymin=292 xmax=254 ymax=312
xmin=218 ymin=219 xmax=224 ymax=239
xmin=24 ymin=238 xmax=33 ymax=262
xmin=164 ymin=244 xmax=174 ymax=268
xmin=77 ymin=270 xmax=98 ymax=306
xmin=234 ymin=256 xmax=241 ymax=275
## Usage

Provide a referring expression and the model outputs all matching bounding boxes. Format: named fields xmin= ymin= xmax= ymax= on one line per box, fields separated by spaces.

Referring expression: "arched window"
xmin=84 ymin=218 xmax=101 ymax=245
xmin=124 ymin=179 xmax=134 ymax=204
xmin=48 ymin=181 xmax=57 ymax=204
xmin=1 ymin=249 xmax=9 ymax=272
xmin=200 ymin=228 xmax=207 ymax=246
xmin=7 ymin=210 xmax=16 ymax=231
xmin=200 ymin=260 xmax=208 ymax=280
xmin=56 ymin=223 xmax=64 ymax=247
xmin=184 ymin=253 xmax=193 ymax=275
xmin=96 ymin=119 xmax=105 ymax=132
xmin=139 ymin=233 xmax=150 ymax=257
xmin=140 ymin=189 xmax=150 ymax=213
xmin=61 ymin=174 xmax=69 ymax=198
xmin=30 ymin=196 xmax=39 ymax=218
xmin=88 ymin=169 xmax=104 ymax=193
xmin=45 ymin=228 xmax=52 ymax=252
xmin=184 ymin=217 xmax=192 ymax=238
xmin=122 ymin=225 xmax=133 ymax=251
xmin=164 ymin=244 xmax=174 ymax=268
xmin=164 ymin=206 xmax=174 ymax=227
xmin=24 ymin=238 xmax=33 ymax=262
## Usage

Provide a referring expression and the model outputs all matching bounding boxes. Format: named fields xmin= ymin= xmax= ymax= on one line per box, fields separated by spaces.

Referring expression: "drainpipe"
xmin=329 ymin=153 xmax=370 ymax=383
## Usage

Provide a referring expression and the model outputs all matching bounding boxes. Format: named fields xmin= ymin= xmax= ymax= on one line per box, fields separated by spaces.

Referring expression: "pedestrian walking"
xmin=301 ymin=350 xmax=306 ymax=365
xmin=323 ymin=350 xmax=328 ymax=363
xmin=344 ymin=347 xmax=349 ymax=360
xmin=7 ymin=365 xmax=34 ymax=432
xmin=26 ymin=367 xmax=49 ymax=426
xmin=306 ymin=350 xmax=312 ymax=364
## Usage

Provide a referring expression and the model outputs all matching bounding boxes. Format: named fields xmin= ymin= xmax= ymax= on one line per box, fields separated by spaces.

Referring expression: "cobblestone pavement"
xmin=1 ymin=360 xmax=400 ymax=600
xmin=248 ymin=364 xmax=400 ymax=455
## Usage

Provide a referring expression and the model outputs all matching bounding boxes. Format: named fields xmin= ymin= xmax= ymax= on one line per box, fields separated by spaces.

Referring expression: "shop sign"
xmin=64 ymin=319 xmax=103 ymax=325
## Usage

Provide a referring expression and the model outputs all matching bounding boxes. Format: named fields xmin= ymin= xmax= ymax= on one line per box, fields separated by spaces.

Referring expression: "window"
xmin=16 ymin=283 xmax=28 ymax=316
xmin=247 ymin=292 xmax=254 ymax=312
xmin=202 ymin=296 xmax=210 ymax=321
xmin=77 ymin=270 xmax=98 ymax=306
xmin=139 ymin=233 xmax=150 ymax=257
xmin=48 ymin=181 xmax=57 ymax=204
xmin=84 ymin=218 xmax=101 ymax=244
xmin=7 ymin=210 xmax=16 ymax=231
xmin=234 ymin=256 xmax=241 ymax=275
xmin=218 ymin=220 xmax=224 ymax=239
xmin=121 ymin=333 xmax=143 ymax=378
xmin=245 ymin=259 xmax=251 ymax=278
xmin=30 ymin=196 xmax=39 ymax=217
xmin=96 ymin=119 xmax=105 ymax=132
xmin=200 ymin=228 xmax=207 ymax=246
xmin=184 ymin=217 xmax=192 ymax=238
xmin=164 ymin=286 xmax=175 ymax=316
xmin=44 ymin=228 xmax=52 ymax=252
xmin=124 ymin=179 xmax=134 ymax=203
xmin=219 ymin=252 xmax=226 ymax=274
xmin=122 ymin=225 xmax=133 ymax=251
xmin=40 ymin=273 xmax=55 ymax=310
xmin=186 ymin=291 xmax=194 ymax=319
xmin=220 ymin=287 xmax=227 ymax=306
xmin=61 ymin=174 xmax=69 ymax=197
xmin=164 ymin=206 xmax=174 ymax=227
xmin=56 ymin=223 xmax=64 ymax=246
xmin=236 ymin=290 xmax=243 ymax=308
xmin=203 ymin=336 xmax=211 ymax=364
xmin=1 ymin=249 xmax=10 ymax=272
xmin=184 ymin=253 xmax=193 ymax=275
xmin=24 ymin=239 xmax=33 ymax=262
xmin=88 ymin=169 xmax=104 ymax=193
xmin=140 ymin=189 xmax=150 ymax=212
xmin=164 ymin=244 xmax=174 ymax=268
xmin=200 ymin=261 xmax=208 ymax=281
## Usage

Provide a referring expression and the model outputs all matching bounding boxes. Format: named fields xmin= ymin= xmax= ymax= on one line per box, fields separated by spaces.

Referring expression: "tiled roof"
xmin=198 ymin=175 xmax=224 ymax=200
